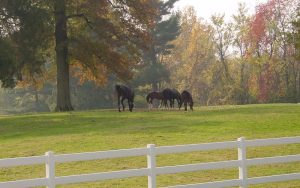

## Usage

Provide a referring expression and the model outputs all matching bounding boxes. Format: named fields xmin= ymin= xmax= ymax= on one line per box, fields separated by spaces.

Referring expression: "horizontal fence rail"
xmin=55 ymin=147 xmax=148 ymax=163
xmin=155 ymin=141 xmax=238 ymax=155
xmin=0 ymin=136 xmax=299 ymax=188
xmin=0 ymin=155 xmax=46 ymax=168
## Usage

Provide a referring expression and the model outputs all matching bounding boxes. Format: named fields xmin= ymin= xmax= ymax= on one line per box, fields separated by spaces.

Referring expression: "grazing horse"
xmin=115 ymin=84 xmax=134 ymax=112
xmin=146 ymin=91 xmax=163 ymax=109
xmin=171 ymin=89 xmax=182 ymax=109
xmin=181 ymin=90 xmax=193 ymax=111
xmin=162 ymin=88 xmax=182 ymax=109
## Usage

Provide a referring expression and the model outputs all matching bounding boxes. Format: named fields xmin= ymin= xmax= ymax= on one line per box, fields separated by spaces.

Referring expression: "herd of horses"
xmin=115 ymin=84 xmax=193 ymax=112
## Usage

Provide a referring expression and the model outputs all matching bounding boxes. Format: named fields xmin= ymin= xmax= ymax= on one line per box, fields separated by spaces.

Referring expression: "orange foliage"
xmin=16 ymin=63 xmax=56 ymax=90
xmin=71 ymin=62 xmax=108 ymax=86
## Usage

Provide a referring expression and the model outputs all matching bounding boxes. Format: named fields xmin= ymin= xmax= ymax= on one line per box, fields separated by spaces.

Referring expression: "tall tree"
xmin=54 ymin=0 xmax=72 ymax=110
xmin=143 ymin=0 xmax=180 ymax=90
xmin=249 ymin=0 xmax=299 ymax=102
xmin=211 ymin=14 xmax=234 ymax=82
xmin=291 ymin=10 xmax=300 ymax=101
xmin=0 ymin=0 xmax=51 ymax=88
xmin=232 ymin=3 xmax=251 ymax=104
xmin=0 ymin=38 xmax=18 ymax=88
xmin=0 ymin=0 xmax=157 ymax=111
xmin=167 ymin=7 xmax=215 ymax=104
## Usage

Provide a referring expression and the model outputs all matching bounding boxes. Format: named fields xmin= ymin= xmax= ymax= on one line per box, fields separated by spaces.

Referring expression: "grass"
xmin=0 ymin=103 xmax=300 ymax=187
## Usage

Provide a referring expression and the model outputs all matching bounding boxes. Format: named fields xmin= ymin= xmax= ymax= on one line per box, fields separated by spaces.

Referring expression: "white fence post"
xmin=238 ymin=137 xmax=248 ymax=188
xmin=147 ymin=144 xmax=156 ymax=188
xmin=46 ymin=151 xmax=55 ymax=188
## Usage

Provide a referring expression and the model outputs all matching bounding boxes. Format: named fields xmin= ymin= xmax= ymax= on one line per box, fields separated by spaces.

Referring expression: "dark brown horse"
xmin=115 ymin=84 xmax=134 ymax=112
xmin=146 ymin=91 xmax=163 ymax=109
xmin=181 ymin=90 xmax=193 ymax=111
xmin=162 ymin=88 xmax=182 ymax=109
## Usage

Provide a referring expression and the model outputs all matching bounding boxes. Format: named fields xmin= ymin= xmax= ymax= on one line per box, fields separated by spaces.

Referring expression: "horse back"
xmin=181 ymin=90 xmax=193 ymax=102
xmin=115 ymin=84 xmax=134 ymax=100
xmin=162 ymin=88 xmax=173 ymax=99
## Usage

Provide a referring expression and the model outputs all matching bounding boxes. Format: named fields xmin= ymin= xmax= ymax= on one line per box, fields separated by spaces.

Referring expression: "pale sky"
xmin=174 ymin=0 xmax=269 ymax=21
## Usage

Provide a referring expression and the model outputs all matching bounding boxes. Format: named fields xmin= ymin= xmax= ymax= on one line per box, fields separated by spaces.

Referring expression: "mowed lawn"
xmin=0 ymin=104 xmax=300 ymax=187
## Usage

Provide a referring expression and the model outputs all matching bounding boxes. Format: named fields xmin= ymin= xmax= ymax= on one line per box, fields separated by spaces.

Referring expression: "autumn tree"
xmin=0 ymin=0 xmax=157 ymax=111
xmin=232 ymin=3 xmax=251 ymax=104
xmin=271 ymin=0 xmax=299 ymax=102
xmin=167 ymin=7 xmax=215 ymax=104
xmin=290 ymin=9 xmax=300 ymax=100
xmin=211 ymin=14 xmax=234 ymax=82
xmin=210 ymin=14 xmax=242 ymax=104
xmin=249 ymin=0 xmax=299 ymax=102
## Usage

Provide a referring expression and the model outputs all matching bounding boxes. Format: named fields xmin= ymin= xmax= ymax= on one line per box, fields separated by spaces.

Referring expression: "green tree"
xmin=0 ymin=38 xmax=18 ymax=88
xmin=0 ymin=0 xmax=51 ymax=88
xmin=143 ymin=0 xmax=180 ymax=90
xmin=0 ymin=0 xmax=157 ymax=111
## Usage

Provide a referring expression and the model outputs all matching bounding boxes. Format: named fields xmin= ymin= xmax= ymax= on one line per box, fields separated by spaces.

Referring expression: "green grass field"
xmin=0 ymin=104 xmax=300 ymax=187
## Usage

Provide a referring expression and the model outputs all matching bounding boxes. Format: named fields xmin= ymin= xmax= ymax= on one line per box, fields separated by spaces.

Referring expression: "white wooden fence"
xmin=0 ymin=136 xmax=300 ymax=188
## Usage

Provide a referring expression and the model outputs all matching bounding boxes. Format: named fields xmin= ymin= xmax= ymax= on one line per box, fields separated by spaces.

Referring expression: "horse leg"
xmin=164 ymin=99 xmax=168 ymax=109
xmin=184 ymin=101 xmax=188 ymax=111
xmin=147 ymin=99 xmax=150 ymax=110
xmin=121 ymin=97 xmax=125 ymax=111
xmin=190 ymin=103 xmax=193 ymax=110
xmin=161 ymin=99 xmax=165 ymax=108
xmin=128 ymin=99 xmax=133 ymax=112
xmin=148 ymin=98 xmax=152 ymax=110
xmin=177 ymin=98 xmax=181 ymax=110
xmin=158 ymin=100 xmax=162 ymax=108
xmin=190 ymin=100 xmax=193 ymax=111
xmin=130 ymin=98 xmax=134 ymax=112
xmin=150 ymin=99 xmax=153 ymax=109
xmin=169 ymin=99 xmax=173 ymax=108
xmin=118 ymin=95 xmax=121 ymax=112
xmin=179 ymin=98 xmax=182 ymax=109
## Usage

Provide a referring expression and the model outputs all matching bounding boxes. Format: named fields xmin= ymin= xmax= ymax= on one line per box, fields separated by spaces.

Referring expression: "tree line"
xmin=0 ymin=0 xmax=299 ymax=113
xmin=167 ymin=0 xmax=300 ymax=105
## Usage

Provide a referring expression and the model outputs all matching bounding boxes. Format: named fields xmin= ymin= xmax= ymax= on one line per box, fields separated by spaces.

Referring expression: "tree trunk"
xmin=54 ymin=0 xmax=73 ymax=111
xmin=150 ymin=45 xmax=159 ymax=91
xmin=298 ymin=67 xmax=300 ymax=102
xmin=240 ymin=62 xmax=245 ymax=104
xmin=220 ymin=52 xmax=232 ymax=82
